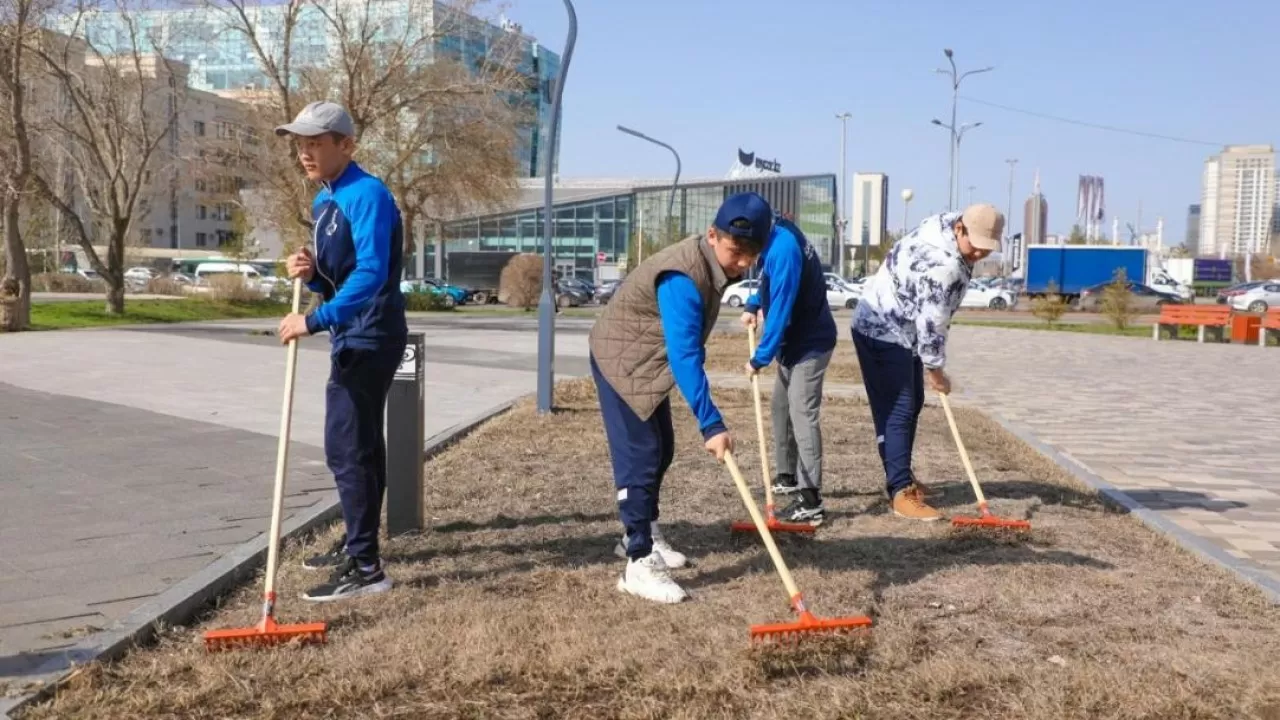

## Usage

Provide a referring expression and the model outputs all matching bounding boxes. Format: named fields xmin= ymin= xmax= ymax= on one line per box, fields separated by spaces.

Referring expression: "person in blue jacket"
xmin=741 ymin=216 xmax=838 ymax=525
xmin=277 ymin=101 xmax=408 ymax=603
xmin=587 ymin=192 xmax=770 ymax=604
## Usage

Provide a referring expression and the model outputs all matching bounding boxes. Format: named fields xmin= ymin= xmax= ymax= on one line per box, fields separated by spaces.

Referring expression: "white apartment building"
xmin=1198 ymin=144 xmax=1275 ymax=257
xmin=850 ymin=172 xmax=888 ymax=250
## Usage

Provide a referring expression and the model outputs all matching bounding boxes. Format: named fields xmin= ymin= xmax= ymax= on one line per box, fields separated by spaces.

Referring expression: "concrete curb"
xmin=973 ymin=401 xmax=1280 ymax=605
xmin=1 ymin=399 xmax=518 ymax=719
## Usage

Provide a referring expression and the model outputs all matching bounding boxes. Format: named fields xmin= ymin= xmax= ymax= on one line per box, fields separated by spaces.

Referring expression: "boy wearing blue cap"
xmin=741 ymin=215 xmax=837 ymax=526
xmin=588 ymin=192 xmax=771 ymax=604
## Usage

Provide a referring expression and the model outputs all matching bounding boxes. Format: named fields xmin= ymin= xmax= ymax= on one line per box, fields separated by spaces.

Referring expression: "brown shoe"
xmin=892 ymin=484 xmax=942 ymax=522
xmin=882 ymin=473 xmax=932 ymax=500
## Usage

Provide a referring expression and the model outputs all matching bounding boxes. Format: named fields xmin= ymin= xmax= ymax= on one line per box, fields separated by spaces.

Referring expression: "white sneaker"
xmin=613 ymin=522 xmax=688 ymax=569
xmin=616 ymin=551 xmax=689 ymax=604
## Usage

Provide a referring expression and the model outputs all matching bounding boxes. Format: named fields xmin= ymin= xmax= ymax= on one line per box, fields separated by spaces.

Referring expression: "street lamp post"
xmin=1004 ymin=158 xmax=1017 ymax=276
xmin=835 ymin=111 xmax=851 ymax=277
xmin=934 ymin=49 xmax=993 ymax=210
xmin=536 ymin=0 xmax=577 ymax=416
xmin=901 ymin=188 xmax=914 ymax=235
xmin=617 ymin=125 xmax=681 ymax=237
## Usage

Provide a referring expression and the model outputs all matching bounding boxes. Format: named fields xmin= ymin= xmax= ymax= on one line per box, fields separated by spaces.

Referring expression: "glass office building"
xmin=425 ymin=174 xmax=837 ymax=282
xmin=58 ymin=1 xmax=561 ymax=178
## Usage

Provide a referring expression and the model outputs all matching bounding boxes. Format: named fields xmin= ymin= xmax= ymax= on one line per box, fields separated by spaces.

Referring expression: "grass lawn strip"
xmin=27 ymin=299 xmax=286 ymax=330
xmin=21 ymin=381 xmax=1280 ymax=719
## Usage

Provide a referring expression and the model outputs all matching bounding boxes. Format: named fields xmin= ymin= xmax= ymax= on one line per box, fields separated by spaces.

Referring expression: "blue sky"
xmin=503 ymin=0 xmax=1279 ymax=245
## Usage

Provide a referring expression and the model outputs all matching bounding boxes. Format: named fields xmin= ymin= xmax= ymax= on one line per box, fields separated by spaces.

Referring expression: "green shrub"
xmin=405 ymin=290 xmax=454 ymax=312
xmin=1031 ymin=280 xmax=1068 ymax=327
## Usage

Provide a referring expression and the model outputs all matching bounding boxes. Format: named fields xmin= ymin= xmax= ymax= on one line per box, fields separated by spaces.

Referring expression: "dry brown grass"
xmin=24 ymin=380 xmax=1280 ymax=720
xmin=704 ymin=331 xmax=862 ymax=384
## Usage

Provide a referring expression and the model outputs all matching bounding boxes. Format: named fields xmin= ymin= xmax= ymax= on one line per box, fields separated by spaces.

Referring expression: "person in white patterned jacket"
xmin=850 ymin=204 xmax=1003 ymax=521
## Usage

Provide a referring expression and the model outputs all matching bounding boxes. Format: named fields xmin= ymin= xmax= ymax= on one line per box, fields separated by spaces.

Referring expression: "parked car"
xmin=554 ymin=278 xmax=591 ymax=308
xmin=558 ymin=275 xmax=596 ymax=301
xmin=825 ymin=277 xmax=862 ymax=309
xmin=722 ymin=279 xmax=759 ymax=308
xmin=124 ymin=266 xmax=159 ymax=282
xmin=594 ymin=279 xmax=621 ymax=305
xmin=1228 ymin=281 xmax=1280 ymax=313
xmin=960 ymin=280 xmax=1018 ymax=310
xmin=1077 ymin=280 xmax=1181 ymax=312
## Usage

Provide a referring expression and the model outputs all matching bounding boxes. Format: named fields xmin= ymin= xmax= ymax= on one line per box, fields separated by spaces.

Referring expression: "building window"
xmin=194 ymin=120 xmax=205 ymax=136
xmin=195 ymin=232 xmax=207 ymax=247
xmin=195 ymin=179 xmax=206 ymax=192
xmin=197 ymin=205 xmax=207 ymax=219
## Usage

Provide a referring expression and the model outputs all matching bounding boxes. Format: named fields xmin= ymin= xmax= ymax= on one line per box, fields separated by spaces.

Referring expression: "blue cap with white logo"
xmin=713 ymin=192 xmax=773 ymax=246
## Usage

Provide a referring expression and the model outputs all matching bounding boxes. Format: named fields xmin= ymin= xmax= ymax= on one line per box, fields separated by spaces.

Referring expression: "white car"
xmin=960 ymin=280 xmax=1017 ymax=310
xmin=723 ymin=279 xmax=759 ymax=308
xmin=124 ymin=266 xmax=158 ymax=281
xmin=1229 ymin=281 xmax=1280 ymax=313
xmin=825 ymin=278 xmax=862 ymax=309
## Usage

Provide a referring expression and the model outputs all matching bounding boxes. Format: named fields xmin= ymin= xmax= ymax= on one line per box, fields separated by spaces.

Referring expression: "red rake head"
xmin=749 ymin=611 xmax=873 ymax=644
xmin=203 ymin=618 xmax=327 ymax=652
xmin=729 ymin=519 xmax=817 ymax=534
xmin=950 ymin=514 xmax=1031 ymax=531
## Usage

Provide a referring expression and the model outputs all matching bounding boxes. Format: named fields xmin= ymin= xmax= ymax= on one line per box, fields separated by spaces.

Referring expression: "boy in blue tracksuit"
xmin=277 ymin=101 xmax=408 ymax=602
xmin=588 ymin=192 xmax=770 ymax=604
xmin=741 ymin=217 xmax=838 ymax=525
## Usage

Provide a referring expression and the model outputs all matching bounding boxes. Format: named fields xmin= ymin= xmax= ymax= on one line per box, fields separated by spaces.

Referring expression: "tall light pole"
xmin=967 ymin=185 xmax=977 ymax=206
xmin=953 ymin=121 xmax=982 ymax=208
xmin=901 ymin=188 xmax=914 ymax=235
xmin=1004 ymin=158 xmax=1017 ymax=276
xmin=536 ymin=0 xmax=577 ymax=415
xmin=835 ymin=111 xmax=851 ymax=277
xmin=617 ymin=125 xmax=681 ymax=237
xmin=934 ymin=49 xmax=993 ymax=210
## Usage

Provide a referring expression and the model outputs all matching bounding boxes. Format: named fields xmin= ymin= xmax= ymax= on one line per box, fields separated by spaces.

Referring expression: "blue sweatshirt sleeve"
xmin=656 ymin=271 xmax=727 ymax=440
xmin=750 ymin=231 xmax=802 ymax=368
xmin=309 ymin=187 xmax=396 ymax=333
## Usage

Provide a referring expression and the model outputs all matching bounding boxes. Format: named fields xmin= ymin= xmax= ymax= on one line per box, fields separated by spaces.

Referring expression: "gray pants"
xmin=770 ymin=350 xmax=832 ymax=491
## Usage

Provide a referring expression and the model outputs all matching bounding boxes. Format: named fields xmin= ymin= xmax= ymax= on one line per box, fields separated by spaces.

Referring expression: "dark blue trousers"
xmin=591 ymin=355 xmax=675 ymax=560
xmin=325 ymin=343 xmax=405 ymax=565
xmin=852 ymin=329 xmax=924 ymax=498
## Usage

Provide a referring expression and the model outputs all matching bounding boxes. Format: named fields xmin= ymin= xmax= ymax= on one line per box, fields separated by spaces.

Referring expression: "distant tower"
xmin=1020 ymin=170 xmax=1048 ymax=270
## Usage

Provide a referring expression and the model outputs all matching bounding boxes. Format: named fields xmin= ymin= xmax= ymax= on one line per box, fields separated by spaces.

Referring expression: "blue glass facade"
xmin=60 ymin=0 xmax=560 ymax=177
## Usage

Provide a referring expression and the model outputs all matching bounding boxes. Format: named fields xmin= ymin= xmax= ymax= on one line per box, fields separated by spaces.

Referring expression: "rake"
xmin=204 ymin=279 xmax=328 ymax=651
xmin=729 ymin=325 xmax=817 ymax=536
xmin=723 ymin=451 xmax=872 ymax=643
xmin=938 ymin=392 xmax=1031 ymax=532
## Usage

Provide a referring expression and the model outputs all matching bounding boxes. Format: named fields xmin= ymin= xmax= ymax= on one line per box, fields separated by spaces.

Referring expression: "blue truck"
xmin=1024 ymin=246 xmax=1150 ymax=300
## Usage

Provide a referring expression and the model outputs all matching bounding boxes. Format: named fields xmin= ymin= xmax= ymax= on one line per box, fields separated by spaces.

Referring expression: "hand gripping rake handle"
xmin=938 ymin=392 xmax=989 ymax=510
xmin=746 ymin=325 xmax=774 ymax=516
xmin=724 ymin=451 xmax=810 ymax=614
xmin=261 ymin=278 xmax=303 ymax=621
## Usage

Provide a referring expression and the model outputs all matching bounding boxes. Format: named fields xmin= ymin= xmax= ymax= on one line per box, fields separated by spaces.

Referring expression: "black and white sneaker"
xmin=779 ymin=491 xmax=825 ymax=527
xmin=301 ymin=557 xmax=392 ymax=603
xmin=772 ymin=473 xmax=800 ymax=496
xmin=301 ymin=537 xmax=347 ymax=570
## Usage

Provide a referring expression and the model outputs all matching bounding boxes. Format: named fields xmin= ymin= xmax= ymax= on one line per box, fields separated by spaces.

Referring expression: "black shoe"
xmin=302 ymin=537 xmax=347 ymax=570
xmin=772 ymin=473 xmax=800 ymax=496
xmin=301 ymin=557 xmax=393 ymax=603
xmin=779 ymin=491 xmax=825 ymax=527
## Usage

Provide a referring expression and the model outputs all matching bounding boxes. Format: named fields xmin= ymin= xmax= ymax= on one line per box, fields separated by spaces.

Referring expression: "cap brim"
xmin=274 ymin=122 xmax=329 ymax=137
xmin=970 ymin=234 xmax=1001 ymax=251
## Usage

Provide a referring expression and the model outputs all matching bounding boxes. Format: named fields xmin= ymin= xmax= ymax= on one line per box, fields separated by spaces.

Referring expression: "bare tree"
xmin=24 ymin=2 xmax=180 ymax=314
xmin=211 ymin=0 xmax=526 ymax=259
xmin=0 ymin=0 xmax=51 ymax=330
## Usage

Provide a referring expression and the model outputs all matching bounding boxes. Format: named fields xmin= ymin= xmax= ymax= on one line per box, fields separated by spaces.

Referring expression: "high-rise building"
xmin=1198 ymin=144 xmax=1275 ymax=257
xmin=1185 ymin=204 xmax=1201 ymax=255
xmin=850 ymin=172 xmax=888 ymax=253
xmin=1020 ymin=170 xmax=1048 ymax=271
xmin=56 ymin=0 xmax=561 ymax=178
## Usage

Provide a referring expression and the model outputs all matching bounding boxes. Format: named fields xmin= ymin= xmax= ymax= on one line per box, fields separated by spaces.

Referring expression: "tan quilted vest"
xmin=589 ymin=234 xmax=731 ymax=420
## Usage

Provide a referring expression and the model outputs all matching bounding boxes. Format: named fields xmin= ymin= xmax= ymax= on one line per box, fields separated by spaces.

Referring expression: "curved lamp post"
xmin=616 ymin=124 xmax=681 ymax=229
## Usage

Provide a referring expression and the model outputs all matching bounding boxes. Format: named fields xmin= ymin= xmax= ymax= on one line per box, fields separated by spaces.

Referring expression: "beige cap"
xmin=960 ymin=204 xmax=1004 ymax=251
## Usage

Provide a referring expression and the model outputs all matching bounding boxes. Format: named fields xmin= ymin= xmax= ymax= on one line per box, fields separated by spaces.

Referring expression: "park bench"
xmin=1152 ymin=305 xmax=1232 ymax=343
xmin=1261 ymin=310 xmax=1280 ymax=348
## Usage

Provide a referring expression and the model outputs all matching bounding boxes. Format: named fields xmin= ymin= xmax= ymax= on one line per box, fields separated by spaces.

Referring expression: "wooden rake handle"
xmin=937 ymin=392 xmax=988 ymax=507
xmin=724 ymin=451 xmax=804 ymax=604
xmin=262 ymin=278 xmax=304 ymax=607
xmin=745 ymin=325 xmax=772 ymax=508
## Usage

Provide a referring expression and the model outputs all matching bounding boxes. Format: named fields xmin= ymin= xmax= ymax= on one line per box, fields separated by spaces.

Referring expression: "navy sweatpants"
xmin=590 ymin=355 xmax=675 ymax=560
xmin=325 ymin=343 xmax=405 ymax=565
xmin=852 ymin=329 xmax=924 ymax=498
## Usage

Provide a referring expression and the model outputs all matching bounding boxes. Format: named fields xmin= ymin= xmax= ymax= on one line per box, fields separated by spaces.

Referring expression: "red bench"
xmin=1261 ymin=310 xmax=1280 ymax=347
xmin=1152 ymin=305 xmax=1232 ymax=343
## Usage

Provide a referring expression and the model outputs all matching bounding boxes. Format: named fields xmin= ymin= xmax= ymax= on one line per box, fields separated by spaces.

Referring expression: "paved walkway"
xmin=947 ymin=327 xmax=1280 ymax=589
xmin=0 ymin=320 xmax=589 ymax=683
